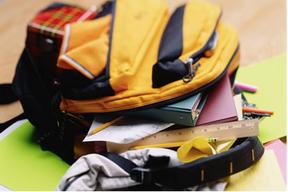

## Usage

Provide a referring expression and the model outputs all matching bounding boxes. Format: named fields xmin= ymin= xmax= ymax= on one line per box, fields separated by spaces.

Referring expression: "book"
xmin=196 ymin=74 xmax=238 ymax=125
xmin=129 ymin=93 xmax=207 ymax=126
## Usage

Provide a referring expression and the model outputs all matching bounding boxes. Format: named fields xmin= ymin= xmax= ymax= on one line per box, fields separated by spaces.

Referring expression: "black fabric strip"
xmin=104 ymin=0 xmax=116 ymax=81
xmin=0 ymin=113 xmax=26 ymax=133
xmin=158 ymin=5 xmax=185 ymax=61
xmin=102 ymin=153 xmax=138 ymax=174
xmin=95 ymin=1 xmax=113 ymax=19
xmin=130 ymin=137 xmax=264 ymax=189
xmin=60 ymin=69 xmax=115 ymax=100
xmin=62 ymin=79 xmax=115 ymax=100
xmin=152 ymin=5 xmax=186 ymax=88
xmin=229 ymin=66 xmax=238 ymax=86
xmin=0 ymin=84 xmax=18 ymax=104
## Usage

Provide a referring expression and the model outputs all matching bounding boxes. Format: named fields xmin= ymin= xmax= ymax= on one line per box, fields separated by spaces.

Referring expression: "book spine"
xmin=130 ymin=108 xmax=195 ymax=126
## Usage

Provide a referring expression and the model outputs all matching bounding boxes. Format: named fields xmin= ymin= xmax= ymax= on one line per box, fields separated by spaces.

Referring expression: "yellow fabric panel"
xmin=109 ymin=0 xmax=169 ymax=92
xmin=60 ymin=22 xmax=239 ymax=113
xmin=128 ymin=7 xmax=169 ymax=90
xmin=57 ymin=15 xmax=111 ymax=78
xmin=64 ymin=35 xmax=109 ymax=77
xmin=180 ymin=0 xmax=221 ymax=61
xmin=64 ymin=16 xmax=111 ymax=52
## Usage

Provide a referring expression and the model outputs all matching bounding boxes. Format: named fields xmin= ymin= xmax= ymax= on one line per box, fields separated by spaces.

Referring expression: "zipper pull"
xmin=183 ymin=58 xmax=200 ymax=83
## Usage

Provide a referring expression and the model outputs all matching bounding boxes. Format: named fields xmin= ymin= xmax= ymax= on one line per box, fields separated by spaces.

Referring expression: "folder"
xmin=196 ymin=74 xmax=238 ymax=125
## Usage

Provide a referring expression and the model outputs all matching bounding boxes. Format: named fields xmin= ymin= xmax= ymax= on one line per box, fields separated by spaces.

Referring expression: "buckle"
xmin=130 ymin=167 xmax=153 ymax=184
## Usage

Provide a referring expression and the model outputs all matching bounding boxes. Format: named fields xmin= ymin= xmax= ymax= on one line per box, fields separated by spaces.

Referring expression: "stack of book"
xmin=131 ymin=74 xmax=238 ymax=126
xmin=82 ymin=74 xmax=260 ymax=154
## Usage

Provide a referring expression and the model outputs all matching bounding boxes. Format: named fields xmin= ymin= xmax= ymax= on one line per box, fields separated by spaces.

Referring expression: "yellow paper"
xmin=177 ymin=137 xmax=214 ymax=163
xmin=177 ymin=137 xmax=236 ymax=163
xmin=226 ymin=150 xmax=286 ymax=191
xmin=213 ymin=139 xmax=236 ymax=153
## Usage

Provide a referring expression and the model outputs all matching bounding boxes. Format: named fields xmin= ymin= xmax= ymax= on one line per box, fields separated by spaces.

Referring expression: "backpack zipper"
xmin=183 ymin=58 xmax=200 ymax=83
xmin=182 ymin=31 xmax=218 ymax=83
xmin=97 ymin=45 xmax=239 ymax=115
xmin=64 ymin=44 xmax=239 ymax=116
xmin=153 ymin=45 xmax=239 ymax=108
xmin=154 ymin=45 xmax=239 ymax=107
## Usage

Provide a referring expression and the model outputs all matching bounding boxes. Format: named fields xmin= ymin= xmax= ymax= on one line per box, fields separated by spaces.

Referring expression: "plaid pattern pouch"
xmin=25 ymin=2 xmax=97 ymax=89
xmin=28 ymin=2 xmax=97 ymax=38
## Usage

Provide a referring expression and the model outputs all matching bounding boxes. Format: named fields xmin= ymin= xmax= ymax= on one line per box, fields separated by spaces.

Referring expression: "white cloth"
xmin=57 ymin=148 xmax=180 ymax=191
xmin=57 ymin=148 xmax=227 ymax=191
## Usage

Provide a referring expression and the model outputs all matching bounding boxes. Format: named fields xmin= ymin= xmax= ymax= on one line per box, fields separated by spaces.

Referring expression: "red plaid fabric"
xmin=28 ymin=3 xmax=97 ymax=38
xmin=25 ymin=3 xmax=97 ymax=85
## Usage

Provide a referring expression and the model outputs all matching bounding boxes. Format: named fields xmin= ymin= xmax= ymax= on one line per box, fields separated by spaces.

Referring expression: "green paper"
xmin=0 ymin=121 xmax=69 ymax=190
xmin=237 ymin=54 xmax=286 ymax=143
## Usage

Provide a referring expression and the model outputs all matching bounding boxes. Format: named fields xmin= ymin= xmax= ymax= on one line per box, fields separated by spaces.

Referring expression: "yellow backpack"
xmin=57 ymin=0 xmax=239 ymax=113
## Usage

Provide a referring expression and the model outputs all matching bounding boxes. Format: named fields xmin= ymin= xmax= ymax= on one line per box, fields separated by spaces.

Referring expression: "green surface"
xmin=237 ymin=54 xmax=286 ymax=143
xmin=0 ymin=121 xmax=69 ymax=191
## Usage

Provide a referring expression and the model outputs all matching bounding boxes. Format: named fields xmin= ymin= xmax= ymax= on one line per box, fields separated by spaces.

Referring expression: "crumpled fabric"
xmin=57 ymin=148 xmax=227 ymax=191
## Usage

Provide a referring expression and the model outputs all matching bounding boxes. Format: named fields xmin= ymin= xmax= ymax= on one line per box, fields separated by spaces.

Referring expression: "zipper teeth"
xmin=189 ymin=31 xmax=217 ymax=62
xmin=189 ymin=12 xmax=221 ymax=62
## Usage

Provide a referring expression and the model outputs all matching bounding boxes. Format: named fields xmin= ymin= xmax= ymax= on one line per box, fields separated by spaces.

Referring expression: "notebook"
xmin=130 ymin=93 xmax=206 ymax=126
xmin=196 ymin=74 xmax=238 ymax=125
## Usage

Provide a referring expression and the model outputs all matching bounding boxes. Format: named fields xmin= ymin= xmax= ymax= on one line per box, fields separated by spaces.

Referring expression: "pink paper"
xmin=265 ymin=139 xmax=286 ymax=182
xmin=196 ymin=74 xmax=238 ymax=125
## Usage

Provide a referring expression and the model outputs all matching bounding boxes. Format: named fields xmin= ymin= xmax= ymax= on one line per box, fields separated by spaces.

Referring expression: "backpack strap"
xmin=128 ymin=137 xmax=264 ymax=189
xmin=0 ymin=113 xmax=26 ymax=133
xmin=0 ymin=84 xmax=18 ymax=104
xmin=100 ymin=137 xmax=264 ymax=189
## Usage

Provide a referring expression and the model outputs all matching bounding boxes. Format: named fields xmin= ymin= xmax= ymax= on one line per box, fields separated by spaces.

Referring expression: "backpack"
xmin=57 ymin=0 xmax=239 ymax=113
xmin=6 ymin=0 xmax=240 ymax=163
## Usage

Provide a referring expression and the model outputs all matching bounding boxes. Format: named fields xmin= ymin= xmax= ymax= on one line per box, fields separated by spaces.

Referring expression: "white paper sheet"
xmin=83 ymin=116 xmax=173 ymax=144
xmin=233 ymin=94 xmax=243 ymax=120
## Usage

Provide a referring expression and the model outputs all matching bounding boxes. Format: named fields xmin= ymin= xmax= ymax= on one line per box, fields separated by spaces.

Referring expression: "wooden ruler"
xmin=107 ymin=119 xmax=259 ymax=153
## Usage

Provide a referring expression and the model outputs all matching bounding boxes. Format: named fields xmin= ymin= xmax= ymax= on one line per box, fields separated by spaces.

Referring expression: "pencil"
xmin=88 ymin=116 xmax=124 ymax=136
xmin=242 ymin=107 xmax=274 ymax=115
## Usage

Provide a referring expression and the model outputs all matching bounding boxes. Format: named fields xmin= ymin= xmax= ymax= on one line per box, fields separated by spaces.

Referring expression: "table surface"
xmin=0 ymin=0 xmax=285 ymax=122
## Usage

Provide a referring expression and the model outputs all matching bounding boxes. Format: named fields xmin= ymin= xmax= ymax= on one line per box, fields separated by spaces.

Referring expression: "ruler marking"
xmin=132 ymin=119 xmax=259 ymax=148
